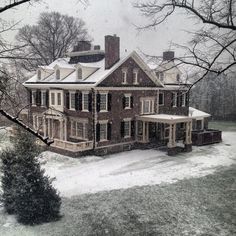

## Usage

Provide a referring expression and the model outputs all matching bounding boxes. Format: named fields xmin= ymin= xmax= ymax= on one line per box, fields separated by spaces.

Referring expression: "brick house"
xmin=23 ymin=35 xmax=200 ymax=156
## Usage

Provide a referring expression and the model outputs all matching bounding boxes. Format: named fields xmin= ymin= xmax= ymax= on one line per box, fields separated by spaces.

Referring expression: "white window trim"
xmin=133 ymin=69 xmax=139 ymax=85
xmin=70 ymin=91 xmax=76 ymax=110
xmin=50 ymin=92 xmax=55 ymax=106
xmin=122 ymin=68 xmax=128 ymax=85
xmin=99 ymin=92 xmax=108 ymax=112
xmin=124 ymin=93 xmax=131 ymax=109
xmin=70 ymin=118 xmax=88 ymax=140
xmin=82 ymin=91 xmax=89 ymax=112
xmin=32 ymin=90 xmax=37 ymax=106
xmin=141 ymin=99 xmax=155 ymax=114
xmin=98 ymin=120 xmax=108 ymax=142
xmin=123 ymin=118 xmax=132 ymax=138
xmin=41 ymin=90 xmax=46 ymax=107
xmin=182 ymin=93 xmax=186 ymax=107
xmin=173 ymin=92 xmax=177 ymax=107
xmin=159 ymin=92 xmax=164 ymax=106
xmin=57 ymin=92 xmax=62 ymax=106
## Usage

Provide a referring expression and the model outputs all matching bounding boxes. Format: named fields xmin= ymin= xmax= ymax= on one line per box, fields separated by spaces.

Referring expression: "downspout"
xmin=91 ymin=88 xmax=97 ymax=150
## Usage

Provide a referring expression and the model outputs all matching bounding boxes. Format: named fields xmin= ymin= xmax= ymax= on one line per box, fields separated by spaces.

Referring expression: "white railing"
xmin=52 ymin=139 xmax=93 ymax=152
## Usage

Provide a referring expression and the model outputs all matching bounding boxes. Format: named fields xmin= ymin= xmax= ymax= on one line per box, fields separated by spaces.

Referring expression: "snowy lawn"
xmin=41 ymin=131 xmax=236 ymax=197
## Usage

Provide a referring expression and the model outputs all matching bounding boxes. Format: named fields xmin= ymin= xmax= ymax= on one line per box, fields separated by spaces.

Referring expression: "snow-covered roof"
xmin=137 ymin=114 xmax=192 ymax=124
xmin=189 ymin=107 xmax=211 ymax=119
xmin=24 ymin=51 xmax=164 ymax=88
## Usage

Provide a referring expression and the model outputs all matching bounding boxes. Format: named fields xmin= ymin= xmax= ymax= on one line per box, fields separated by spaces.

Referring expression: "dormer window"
xmin=37 ymin=70 xmax=41 ymax=80
xmin=55 ymin=69 xmax=60 ymax=80
xmin=176 ymin=74 xmax=180 ymax=82
xmin=122 ymin=68 xmax=127 ymax=84
xmin=160 ymin=72 xmax=164 ymax=81
xmin=133 ymin=68 xmax=139 ymax=84
xmin=77 ymin=68 xmax=82 ymax=80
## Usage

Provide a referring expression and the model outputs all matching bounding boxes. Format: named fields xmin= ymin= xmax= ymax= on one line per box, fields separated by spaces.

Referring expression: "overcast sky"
xmin=3 ymin=0 xmax=196 ymax=57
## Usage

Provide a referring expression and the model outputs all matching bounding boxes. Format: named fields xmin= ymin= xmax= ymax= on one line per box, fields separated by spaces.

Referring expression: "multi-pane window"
xmin=32 ymin=90 xmax=37 ymax=106
xmin=159 ymin=92 xmax=164 ymax=105
xmin=142 ymin=99 xmax=154 ymax=114
xmin=133 ymin=69 xmax=138 ymax=84
xmin=100 ymin=93 xmax=107 ymax=111
xmin=51 ymin=93 xmax=55 ymax=105
xmin=122 ymin=68 xmax=127 ymax=84
xmin=70 ymin=92 xmax=75 ymax=110
xmin=41 ymin=91 xmax=46 ymax=106
xmin=77 ymin=68 xmax=82 ymax=80
xmin=124 ymin=94 xmax=131 ymax=109
xmin=70 ymin=120 xmax=88 ymax=139
xmin=100 ymin=123 xmax=107 ymax=141
xmin=124 ymin=120 xmax=131 ymax=137
xmin=57 ymin=93 xmax=61 ymax=106
xmin=83 ymin=93 xmax=89 ymax=111
xmin=37 ymin=70 xmax=41 ymax=80
xmin=56 ymin=69 xmax=60 ymax=80
xmin=172 ymin=92 xmax=177 ymax=107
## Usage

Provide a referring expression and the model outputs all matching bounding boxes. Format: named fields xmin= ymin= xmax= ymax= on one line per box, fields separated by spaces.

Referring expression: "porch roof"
xmin=137 ymin=114 xmax=193 ymax=124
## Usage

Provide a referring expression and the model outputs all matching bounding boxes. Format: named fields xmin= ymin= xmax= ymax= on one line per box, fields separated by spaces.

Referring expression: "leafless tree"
xmin=135 ymin=0 xmax=236 ymax=89
xmin=16 ymin=12 xmax=90 ymax=71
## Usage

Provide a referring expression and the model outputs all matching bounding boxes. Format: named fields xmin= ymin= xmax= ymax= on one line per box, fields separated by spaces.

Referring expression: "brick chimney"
xmin=105 ymin=35 xmax=120 ymax=69
xmin=163 ymin=51 xmax=175 ymax=61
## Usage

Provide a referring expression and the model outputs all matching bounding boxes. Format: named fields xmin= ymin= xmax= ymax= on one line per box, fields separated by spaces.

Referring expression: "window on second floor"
xmin=100 ymin=93 xmax=108 ymax=111
xmin=37 ymin=70 xmax=41 ymax=80
xmin=172 ymin=92 xmax=177 ymax=107
xmin=32 ymin=90 xmax=37 ymax=106
xmin=41 ymin=91 xmax=46 ymax=107
xmin=57 ymin=93 xmax=62 ymax=106
xmin=82 ymin=92 xmax=89 ymax=111
xmin=70 ymin=92 xmax=76 ymax=110
xmin=141 ymin=99 xmax=155 ymax=114
xmin=51 ymin=93 xmax=55 ymax=105
xmin=123 ymin=94 xmax=132 ymax=109
xmin=159 ymin=92 xmax=164 ymax=106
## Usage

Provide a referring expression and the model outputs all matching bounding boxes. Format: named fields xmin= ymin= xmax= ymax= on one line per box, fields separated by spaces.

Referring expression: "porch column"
xmin=173 ymin=123 xmax=176 ymax=146
xmin=43 ymin=117 xmax=47 ymax=137
xmin=167 ymin=124 xmax=173 ymax=148
xmin=64 ymin=119 xmax=67 ymax=141
xmin=146 ymin=122 xmax=149 ymax=142
xmin=184 ymin=121 xmax=192 ymax=152
xmin=142 ymin=121 xmax=146 ymax=142
xmin=47 ymin=118 xmax=50 ymax=138
xmin=59 ymin=119 xmax=64 ymax=140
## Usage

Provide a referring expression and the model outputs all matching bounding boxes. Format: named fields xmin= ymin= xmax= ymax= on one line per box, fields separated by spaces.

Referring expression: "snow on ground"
xmin=41 ymin=131 xmax=236 ymax=197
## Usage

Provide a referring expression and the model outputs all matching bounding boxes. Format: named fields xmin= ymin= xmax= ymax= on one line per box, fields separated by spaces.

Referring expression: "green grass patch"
xmin=209 ymin=121 xmax=236 ymax=132
xmin=1 ymin=165 xmax=235 ymax=236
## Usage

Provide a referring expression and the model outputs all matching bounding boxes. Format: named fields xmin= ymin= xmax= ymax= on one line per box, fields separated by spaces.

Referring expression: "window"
xmin=182 ymin=93 xmax=186 ymax=107
xmin=41 ymin=91 xmax=46 ymax=106
xmin=70 ymin=92 xmax=75 ymax=110
xmin=100 ymin=93 xmax=108 ymax=111
xmin=176 ymin=74 xmax=180 ymax=82
xmin=77 ymin=68 xmax=82 ymax=80
xmin=32 ymin=90 xmax=37 ymax=106
xmin=160 ymin=72 xmax=164 ymax=81
xmin=70 ymin=120 xmax=88 ymax=139
xmin=142 ymin=99 xmax=154 ymax=114
xmin=56 ymin=69 xmax=60 ymax=80
xmin=100 ymin=123 xmax=107 ymax=141
xmin=124 ymin=120 xmax=131 ymax=137
xmin=51 ymin=93 xmax=55 ymax=105
xmin=172 ymin=92 xmax=177 ymax=107
xmin=57 ymin=93 xmax=61 ymax=106
xmin=159 ymin=92 xmax=164 ymax=105
xmin=124 ymin=94 xmax=131 ymax=109
xmin=133 ymin=69 xmax=138 ymax=84
xmin=37 ymin=70 xmax=41 ymax=80
xmin=122 ymin=68 xmax=127 ymax=84
xmin=82 ymin=92 xmax=89 ymax=111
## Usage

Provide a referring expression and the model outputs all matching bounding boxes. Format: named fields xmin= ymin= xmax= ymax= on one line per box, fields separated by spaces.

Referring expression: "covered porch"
xmin=42 ymin=109 xmax=93 ymax=152
xmin=136 ymin=114 xmax=193 ymax=155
